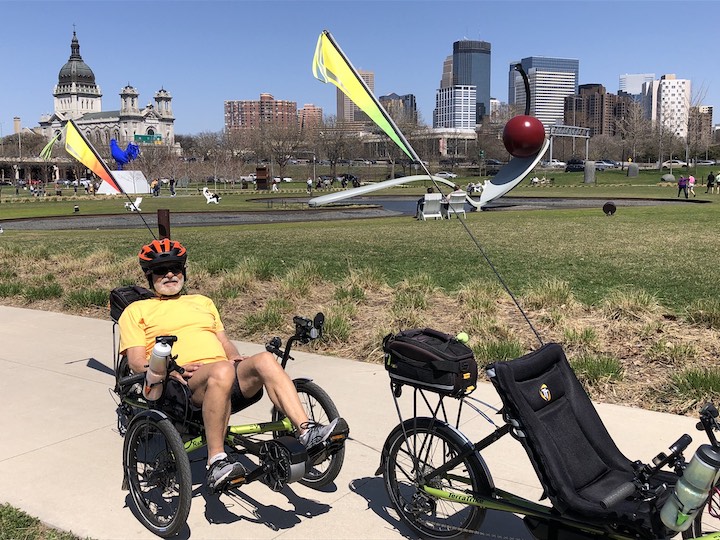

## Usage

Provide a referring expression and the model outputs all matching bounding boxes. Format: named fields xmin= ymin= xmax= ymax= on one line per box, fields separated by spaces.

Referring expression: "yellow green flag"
xmin=312 ymin=30 xmax=419 ymax=162
xmin=64 ymin=119 xmax=123 ymax=193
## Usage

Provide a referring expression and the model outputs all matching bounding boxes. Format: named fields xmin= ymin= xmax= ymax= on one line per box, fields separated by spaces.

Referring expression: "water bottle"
xmin=143 ymin=339 xmax=172 ymax=401
xmin=660 ymin=444 xmax=720 ymax=532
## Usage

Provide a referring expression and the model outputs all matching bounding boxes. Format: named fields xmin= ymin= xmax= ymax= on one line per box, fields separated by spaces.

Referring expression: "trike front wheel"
xmin=383 ymin=417 xmax=490 ymax=538
xmin=123 ymin=413 xmax=192 ymax=538
xmin=272 ymin=379 xmax=345 ymax=489
xmin=680 ymin=508 xmax=704 ymax=538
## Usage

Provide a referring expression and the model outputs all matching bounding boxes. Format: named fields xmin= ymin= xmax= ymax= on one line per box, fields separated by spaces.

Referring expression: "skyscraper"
xmin=433 ymin=86 xmax=476 ymax=129
xmin=508 ymin=57 xmax=579 ymax=105
xmin=619 ymin=73 xmax=655 ymax=99
xmin=379 ymin=93 xmax=417 ymax=123
xmin=337 ymin=70 xmax=374 ymax=123
xmin=509 ymin=57 xmax=578 ymax=131
xmin=452 ymin=40 xmax=491 ymax=121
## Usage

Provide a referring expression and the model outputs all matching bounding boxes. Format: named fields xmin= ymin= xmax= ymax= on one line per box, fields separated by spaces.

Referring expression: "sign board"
xmin=134 ymin=134 xmax=162 ymax=143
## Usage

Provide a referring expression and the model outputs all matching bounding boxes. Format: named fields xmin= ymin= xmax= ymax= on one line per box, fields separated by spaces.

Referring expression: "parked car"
xmin=435 ymin=171 xmax=458 ymax=179
xmin=541 ymin=159 xmax=566 ymax=168
xmin=565 ymin=159 xmax=585 ymax=172
xmin=661 ymin=159 xmax=688 ymax=169
xmin=597 ymin=159 xmax=618 ymax=168
xmin=696 ymin=160 xmax=715 ymax=166
xmin=485 ymin=159 xmax=504 ymax=166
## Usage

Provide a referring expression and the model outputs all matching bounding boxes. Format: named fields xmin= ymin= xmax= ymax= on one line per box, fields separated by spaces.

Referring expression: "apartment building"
xmin=642 ymin=74 xmax=691 ymax=138
xmin=564 ymin=84 xmax=633 ymax=136
xmin=224 ymin=93 xmax=298 ymax=131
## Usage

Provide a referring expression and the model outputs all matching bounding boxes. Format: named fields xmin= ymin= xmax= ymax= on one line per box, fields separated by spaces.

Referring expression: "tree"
xmin=317 ymin=116 xmax=359 ymax=180
xmin=588 ymin=134 xmax=621 ymax=161
xmin=135 ymin=144 xmax=173 ymax=184
xmin=262 ymin=123 xmax=303 ymax=178
xmin=615 ymin=102 xmax=651 ymax=165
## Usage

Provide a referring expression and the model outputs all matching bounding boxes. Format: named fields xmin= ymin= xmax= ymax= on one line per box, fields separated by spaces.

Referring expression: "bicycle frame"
xmin=384 ymin=384 xmax=720 ymax=540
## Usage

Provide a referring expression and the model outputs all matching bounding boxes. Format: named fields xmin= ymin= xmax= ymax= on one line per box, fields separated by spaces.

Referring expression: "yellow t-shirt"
xmin=118 ymin=294 xmax=228 ymax=366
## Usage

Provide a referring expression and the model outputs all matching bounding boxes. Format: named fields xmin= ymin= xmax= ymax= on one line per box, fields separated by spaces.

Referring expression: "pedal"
xmin=307 ymin=418 xmax=349 ymax=465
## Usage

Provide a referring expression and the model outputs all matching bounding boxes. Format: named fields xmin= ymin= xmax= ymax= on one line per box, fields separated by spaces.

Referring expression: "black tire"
xmin=123 ymin=414 xmax=192 ymax=538
xmin=272 ymin=380 xmax=345 ymax=489
xmin=383 ymin=417 xmax=490 ymax=539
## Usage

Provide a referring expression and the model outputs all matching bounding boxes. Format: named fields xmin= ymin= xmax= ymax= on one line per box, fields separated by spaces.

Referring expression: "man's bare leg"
xmin=235 ymin=351 xmax=310 ymax=431
xmin=188 ymin=361 xmax=235 ymax=458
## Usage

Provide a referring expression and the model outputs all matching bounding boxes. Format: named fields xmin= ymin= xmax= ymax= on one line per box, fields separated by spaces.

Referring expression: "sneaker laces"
xmin=298 ymin=418 xmax=339 ymax=448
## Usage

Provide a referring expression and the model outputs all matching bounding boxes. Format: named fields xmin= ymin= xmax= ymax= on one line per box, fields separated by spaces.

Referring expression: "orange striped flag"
xmin=64 ymin=119 xmax=122 ymax=193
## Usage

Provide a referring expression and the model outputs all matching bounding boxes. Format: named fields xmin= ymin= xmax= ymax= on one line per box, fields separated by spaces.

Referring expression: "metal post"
xmin=157 ymin=209 xmax=171 ymax=239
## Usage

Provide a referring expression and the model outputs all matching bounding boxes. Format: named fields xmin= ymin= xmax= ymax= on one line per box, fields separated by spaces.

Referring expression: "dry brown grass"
xmin=2 ymin=253 xmax=720 ymax=417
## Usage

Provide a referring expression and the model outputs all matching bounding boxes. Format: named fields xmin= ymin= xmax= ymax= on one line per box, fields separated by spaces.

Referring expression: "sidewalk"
xmin=0 ymin=305 xmax=711 ymax=539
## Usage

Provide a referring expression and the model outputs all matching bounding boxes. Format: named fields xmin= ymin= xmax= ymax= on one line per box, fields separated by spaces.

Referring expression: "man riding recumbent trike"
xmin=376 ymin=327 xmax=720 ymax=539
xmin=110 ymin=239 xmax=349 ymax=537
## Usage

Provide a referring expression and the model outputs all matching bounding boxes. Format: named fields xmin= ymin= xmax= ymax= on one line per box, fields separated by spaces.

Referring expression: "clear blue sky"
xmin=1 ymin=0 xmax=718 ymax=136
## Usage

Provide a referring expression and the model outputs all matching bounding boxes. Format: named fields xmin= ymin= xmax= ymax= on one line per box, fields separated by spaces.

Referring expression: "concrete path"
xmin=0 ymin=305 xmax=715 ymax=539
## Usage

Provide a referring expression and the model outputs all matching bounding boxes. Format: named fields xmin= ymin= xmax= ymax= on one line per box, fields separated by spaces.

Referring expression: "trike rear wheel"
xmin=272 ymin=380 xmax=345 ymax=489
xmin=123 ymin=414 xmax=192 ymax=538
xmin=383 ymin=418 xmax=490 ymax=538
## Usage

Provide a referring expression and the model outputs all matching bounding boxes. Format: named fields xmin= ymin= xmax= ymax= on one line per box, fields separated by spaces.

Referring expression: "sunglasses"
xmin=151 ymin=264 xmax=185 ymax=277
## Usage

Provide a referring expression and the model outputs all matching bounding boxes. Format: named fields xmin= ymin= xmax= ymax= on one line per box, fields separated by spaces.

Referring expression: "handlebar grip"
xmin=669 ymin=434 xmax=692 ymax=454
xmin=600 ymin=481 xmax=637 ymax=509
xmin=118 ymin=372 xmax=146 ymax=388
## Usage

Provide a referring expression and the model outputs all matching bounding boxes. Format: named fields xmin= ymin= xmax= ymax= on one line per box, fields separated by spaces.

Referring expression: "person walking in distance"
xmin=707 ymin=172 xmax=716 ymax=194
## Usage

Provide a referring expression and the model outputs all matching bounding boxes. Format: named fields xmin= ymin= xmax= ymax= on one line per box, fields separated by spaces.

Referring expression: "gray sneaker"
xmin=298 ymin=418 xmax=340 ymax=449
xmin=206 ymin=458 xmax=245 ymax=492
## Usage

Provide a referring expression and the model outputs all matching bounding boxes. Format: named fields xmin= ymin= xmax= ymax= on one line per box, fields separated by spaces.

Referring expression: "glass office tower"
xmin=453 ymin=40 xmax=491 ymax=122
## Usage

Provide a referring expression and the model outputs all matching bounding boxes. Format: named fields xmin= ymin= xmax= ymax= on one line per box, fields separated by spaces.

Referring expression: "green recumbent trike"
xmin=111 ymin=307 xmax=349 ymax=538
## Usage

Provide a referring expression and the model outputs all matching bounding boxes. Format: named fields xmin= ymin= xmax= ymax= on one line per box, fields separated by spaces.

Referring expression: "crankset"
xmin=259 ymin=436 xmax=308 ymax=491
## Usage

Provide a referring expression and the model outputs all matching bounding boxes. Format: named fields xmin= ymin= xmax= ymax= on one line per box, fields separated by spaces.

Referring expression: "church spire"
xmin=69 ymin=30 xmax=82 ymax=61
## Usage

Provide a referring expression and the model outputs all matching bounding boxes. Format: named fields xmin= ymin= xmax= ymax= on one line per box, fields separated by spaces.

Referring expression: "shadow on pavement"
xmin=349 ymin=475 xmax=534 ymax=539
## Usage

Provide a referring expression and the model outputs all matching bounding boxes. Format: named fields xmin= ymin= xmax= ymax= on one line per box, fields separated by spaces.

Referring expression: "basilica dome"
xmin=58 ymin=31 xmax=96 ymax=85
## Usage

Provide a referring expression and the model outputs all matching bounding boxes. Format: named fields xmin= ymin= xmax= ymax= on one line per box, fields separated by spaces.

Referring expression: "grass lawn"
xmin=0 ymin=197 xmax=716 ymax=311
xmin=0 ymin=503 xmax=86 ymax=540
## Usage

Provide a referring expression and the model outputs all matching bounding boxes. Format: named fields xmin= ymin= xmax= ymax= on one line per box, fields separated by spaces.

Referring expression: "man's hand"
xmin=170 ymin=362 xmax=202 ymax=385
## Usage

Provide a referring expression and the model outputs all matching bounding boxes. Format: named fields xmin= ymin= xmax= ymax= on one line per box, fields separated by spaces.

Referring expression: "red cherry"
xmin=502 ymin=115 xmax=545 ymax=158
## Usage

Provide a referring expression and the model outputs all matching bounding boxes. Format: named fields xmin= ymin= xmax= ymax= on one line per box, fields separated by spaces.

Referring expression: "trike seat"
xmin=488 ymin=343 xmax=676 ymax=536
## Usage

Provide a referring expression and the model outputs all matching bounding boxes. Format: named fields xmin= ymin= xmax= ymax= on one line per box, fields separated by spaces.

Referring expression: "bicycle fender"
xmin=126 ymin=408 xmax=171 ymax=430
xmin=292 ymin=377 xmax=313 ymax=385
xmin=375 ymin=417 xmax=495 ymax=491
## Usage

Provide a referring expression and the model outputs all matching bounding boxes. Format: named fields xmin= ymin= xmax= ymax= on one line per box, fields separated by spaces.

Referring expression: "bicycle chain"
xmin=422 ymin=519 xmax=529 ymax=540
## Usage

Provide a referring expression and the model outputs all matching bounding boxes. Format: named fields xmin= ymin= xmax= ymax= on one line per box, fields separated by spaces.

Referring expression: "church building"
xmin=38 ymin=31 xmax=176 ymax=147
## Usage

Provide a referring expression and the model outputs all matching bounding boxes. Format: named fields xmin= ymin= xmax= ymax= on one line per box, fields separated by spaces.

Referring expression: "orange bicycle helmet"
xmin=138 ymin=239 xmax=187 ymax=272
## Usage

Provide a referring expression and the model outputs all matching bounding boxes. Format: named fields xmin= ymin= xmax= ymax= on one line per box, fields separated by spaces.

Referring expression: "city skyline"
xmin=1 ymin=0 xmax=718 ymax=136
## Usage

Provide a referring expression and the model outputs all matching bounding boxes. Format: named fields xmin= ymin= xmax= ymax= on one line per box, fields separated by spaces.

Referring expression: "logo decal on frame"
xmin=539 ymin=384 xmax=551 ymax=402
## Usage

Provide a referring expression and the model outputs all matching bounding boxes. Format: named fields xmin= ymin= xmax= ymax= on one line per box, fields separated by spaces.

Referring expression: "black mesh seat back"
xmin=489 ymin=343 xmax=635 ymax=517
